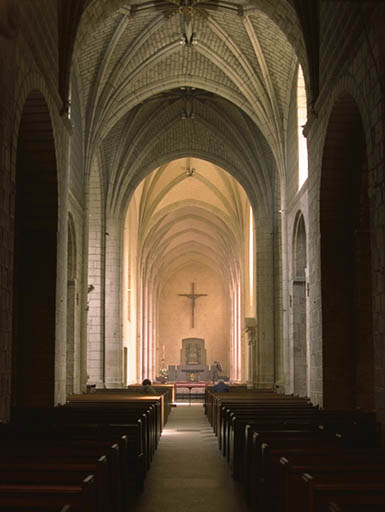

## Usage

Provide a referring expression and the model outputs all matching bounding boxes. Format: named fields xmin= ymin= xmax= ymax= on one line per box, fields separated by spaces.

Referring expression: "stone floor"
xmin=132 ymin=402 xmax=250 ymax=512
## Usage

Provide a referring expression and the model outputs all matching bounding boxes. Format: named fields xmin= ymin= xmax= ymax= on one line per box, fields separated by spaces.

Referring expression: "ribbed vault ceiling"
xmin=130 ymin=158 xmax=248 ymax=289
xmin=74 ymin=0 xmax=303 ymax=216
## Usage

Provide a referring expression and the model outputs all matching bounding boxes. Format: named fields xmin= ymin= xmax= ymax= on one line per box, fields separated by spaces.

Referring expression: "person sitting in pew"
xmin=141 ymin=379 xmax=157 ymax=394
xmin=213 ymin=379 xmax=230 ymax=392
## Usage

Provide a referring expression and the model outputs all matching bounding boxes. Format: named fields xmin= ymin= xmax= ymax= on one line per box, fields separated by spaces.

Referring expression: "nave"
xmin=2 ymin=387 xmax=385 ymax=511
xmin=133 ymin=403 xmax=249 ymax=512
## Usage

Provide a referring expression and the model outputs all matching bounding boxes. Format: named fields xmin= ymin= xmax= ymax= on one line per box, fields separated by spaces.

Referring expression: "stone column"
xmin=255 ymin=215 xmax=275 ymax=388
xmin=55 ymin=135 xmax=70 ymax=405
xmin=104 ymin=218 xmax=123 ymax=387
xmin=86 ymin=167 xmax=105 ymax=389
xmin=66 ymin=279 xmax=76 ymax=395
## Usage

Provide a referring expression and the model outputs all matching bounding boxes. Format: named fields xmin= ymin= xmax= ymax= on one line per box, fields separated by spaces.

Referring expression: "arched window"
xmin=297 ymin=65 xmax=308 ymax=189
xmin=248 ymin=206 xmax=255 ymax=309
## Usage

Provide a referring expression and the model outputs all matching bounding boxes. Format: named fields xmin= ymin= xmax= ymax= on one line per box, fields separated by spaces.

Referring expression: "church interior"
xmin=1 ymin=0 xmax=385 ymax=510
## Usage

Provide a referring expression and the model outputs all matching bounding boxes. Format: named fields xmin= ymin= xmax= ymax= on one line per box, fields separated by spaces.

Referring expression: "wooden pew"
xmin=279 ymin=451 xmax=385 ymax=512
xmin=220 ymin=401 xmax=376 ymax=460
xmin=227 ymin=406 xmax=378 ymax=482
xmin=0 ymin=507 xmax=71 ymax=512
xmin=0 ymin=438 xmax=122 ymax=512
xmin=218 ymin=399 xmax=317 ymax=478
xmin=0 ymin=459 xmax=108 ymax=512
xmin=123 ymin=383 xmax=175 ymax=406
xmin=12 ymin=402 xmax=152 ymax=475
xmin=1 ymin=391 xmax=169 ymax=512
xmin=0 ymin=475 xmax=95 ymax=512
xmin=248 ymin=431 xmax=346 ymax=508
xmin=328 ymin=502 xmax=385 ymax=511
xmin=242 ymin=414 xmax=380 ymax=502
xmin=64 ymin=394 xmax=162 ymax=458
xmin=300 ymin=472 xmax=385 ymax=512
xmin=206 ymin=390 xmax=381 ymax=512
xmin=222 ymin=400 xmax=315 ymax=449
xmin=209 ymin=391 xmax=308 ymax=426
xmin=63 ymin=404 xmax=155 ymax=470
xmin=226 ymin=405 xmax=320 ymax=475
xmin=213 ymin=394 xmax=312 ymax=440
xmin=96 ymin=385 xmax=175 ymax=421
xmin=204 ymin=386 xmax=268 ymax=421
xmin=67 ymin=393 xmax=164 ymax=432
xmin=11 ymin=392 xmax=165 ymax=487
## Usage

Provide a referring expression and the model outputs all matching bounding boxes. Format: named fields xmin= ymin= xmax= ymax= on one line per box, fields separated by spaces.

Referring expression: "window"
xmin=297 ymin=65 xmax=308 ymax=189
xmin=249 ymin=206 xmax=254 ymax=308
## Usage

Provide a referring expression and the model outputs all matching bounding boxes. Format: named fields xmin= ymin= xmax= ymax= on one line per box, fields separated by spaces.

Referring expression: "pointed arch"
xmin=297 ymin=65 xmax=308 ymax=189
xmin=292 ymin=211 xmax=308 ymax=396
xmin=320 ymin=93 xmax=374 ymax=410
xmin=13 ymin=90 xmax=58 ymax=407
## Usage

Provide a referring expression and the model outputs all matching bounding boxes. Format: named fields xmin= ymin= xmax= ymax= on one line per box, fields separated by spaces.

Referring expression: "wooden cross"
xmin=178 ymin=282 xmax=207 ymax=328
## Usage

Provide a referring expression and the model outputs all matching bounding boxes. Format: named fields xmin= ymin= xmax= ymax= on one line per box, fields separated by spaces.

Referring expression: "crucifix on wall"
xmin=178 ymin=282 xmax=207 ymax=328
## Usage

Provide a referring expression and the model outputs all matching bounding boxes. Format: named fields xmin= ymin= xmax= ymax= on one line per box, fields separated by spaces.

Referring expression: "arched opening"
xmin=122 ymin=158 xmax=254 ymax=384
xmin=320 ymin=94 xmax=374 ymax=410
xmin=297 ymin=65 xmax=308 ymax=190
xmin=292 ymin=212 xmax=307 ymax=396
xmin=66 ymin=214 xmax=77 ymax=396
xmin=13 ymin=90 xmax=58 ymax=407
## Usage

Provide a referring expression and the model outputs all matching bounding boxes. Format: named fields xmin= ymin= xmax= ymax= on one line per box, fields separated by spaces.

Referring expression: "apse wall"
xmin=158 ymin=262 xmax=229 ymax=377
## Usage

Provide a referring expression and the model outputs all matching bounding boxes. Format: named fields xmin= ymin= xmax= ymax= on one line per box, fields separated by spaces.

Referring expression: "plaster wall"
xmin=158 ymin=263 xmax=230 ymax=377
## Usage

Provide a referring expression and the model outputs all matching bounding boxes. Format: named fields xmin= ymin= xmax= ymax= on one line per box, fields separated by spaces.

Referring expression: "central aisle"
xmin=132 ymin=403 xmax=249 ymax=512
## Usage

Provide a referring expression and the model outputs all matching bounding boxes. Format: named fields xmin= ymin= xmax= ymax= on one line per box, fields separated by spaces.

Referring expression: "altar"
xmin=168 ymin=337 xmax=211 ymax=382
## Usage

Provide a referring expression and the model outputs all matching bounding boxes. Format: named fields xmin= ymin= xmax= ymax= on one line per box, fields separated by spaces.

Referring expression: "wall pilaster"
xmin=104 ymin=218 xmax=123 ymax=387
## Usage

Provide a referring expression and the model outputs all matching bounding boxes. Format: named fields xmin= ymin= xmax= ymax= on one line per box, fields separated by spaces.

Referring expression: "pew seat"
xmin=301 ymin=473 xmax=385 ymax=512
xmin=0 ymin=475 xmax=95 ymax=512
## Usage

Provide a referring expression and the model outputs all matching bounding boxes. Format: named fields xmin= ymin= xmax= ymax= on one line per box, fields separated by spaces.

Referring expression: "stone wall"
xmin=0 ymin=1 xmax=385 ymax=421
xmin=0 ymin=2 xmax=72 ymax=418
xmin=306 ymin=4 xmax=385 ymax=408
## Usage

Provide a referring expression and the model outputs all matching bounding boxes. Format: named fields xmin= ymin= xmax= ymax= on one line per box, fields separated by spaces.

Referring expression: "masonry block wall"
xmin=67 ymin=77 xmax=86 ymax=394
xmin=284 ymin=66 xmax=306 ymax=394
xmin=69 ymin=79 xmax=85 ymax=206
xmin=0 ymin=2 xmax=70 ymax=419
xmin=286 ymin=68 xmax=300 ymax=203
xmin=306 ymin=3 xmax=385 ymax=411
xmin=0 ymin=30 xmax=15 ymax=421
xmin=104 ymin=218 xmax=123 ymax=387
xmin=87 ymin=162 xmax=105 ymax=387
xmin=0 ymin=1 xmax=385 ymax=422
